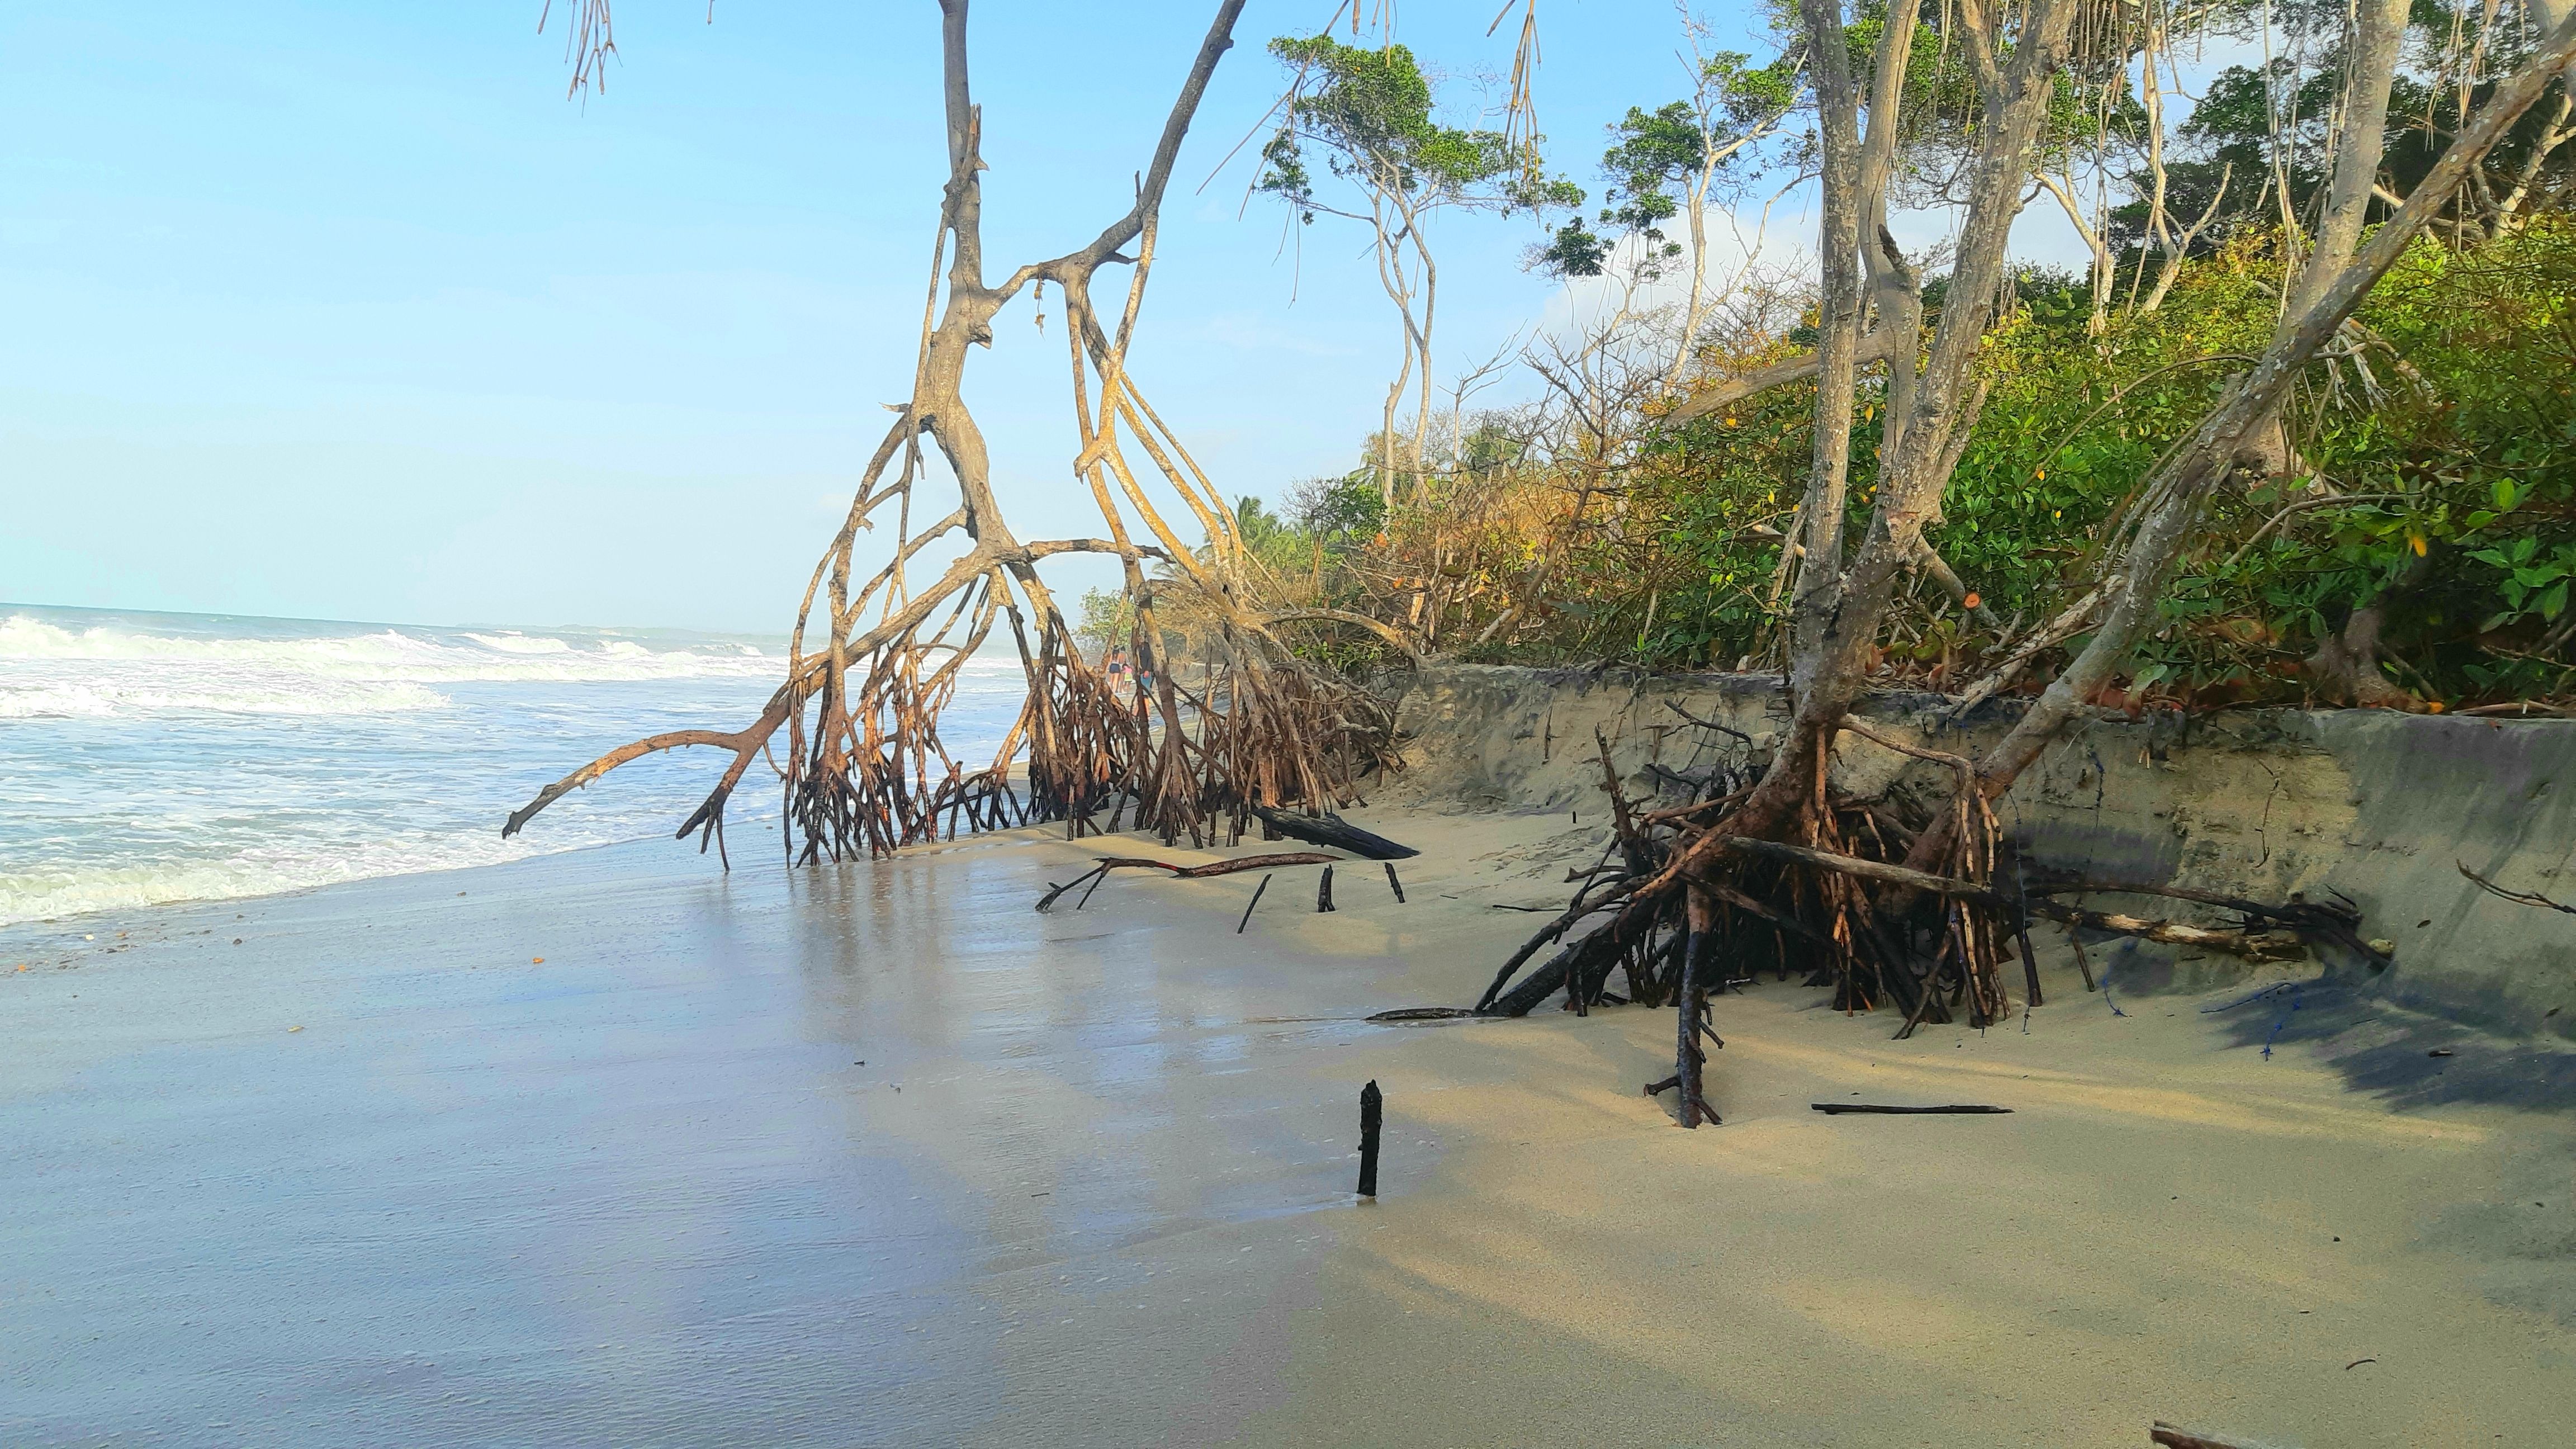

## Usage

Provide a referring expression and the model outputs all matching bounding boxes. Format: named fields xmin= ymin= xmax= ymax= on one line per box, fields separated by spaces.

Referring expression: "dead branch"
xmin=1037 ymin=851 xmax=1342 ymax=911
xmin=2459 ymin=859 xmax=2576 ymax=914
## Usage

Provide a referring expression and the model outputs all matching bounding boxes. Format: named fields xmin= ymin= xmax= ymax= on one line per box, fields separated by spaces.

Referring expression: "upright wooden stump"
xmin=1357 ymin=1079 xmax=1382 ymax=1197
xmin=1675 ymin=886 xmax=1721 ymax=1128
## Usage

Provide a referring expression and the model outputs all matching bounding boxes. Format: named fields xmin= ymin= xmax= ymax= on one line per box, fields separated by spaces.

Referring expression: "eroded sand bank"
xmin=4 ymin=806 xmax=2571 ymax=1447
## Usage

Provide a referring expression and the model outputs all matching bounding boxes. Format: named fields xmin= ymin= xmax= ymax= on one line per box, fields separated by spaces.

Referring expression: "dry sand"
xmin=3 ymin=803 xmax=2571 ymax=1447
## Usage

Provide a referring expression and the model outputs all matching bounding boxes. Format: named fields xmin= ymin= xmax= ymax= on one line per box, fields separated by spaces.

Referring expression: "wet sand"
xmin=4 ymin=807 xmax=2572 ymax=1446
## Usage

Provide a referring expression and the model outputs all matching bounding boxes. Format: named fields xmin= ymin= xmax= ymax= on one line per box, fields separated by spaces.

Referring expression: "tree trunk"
xmin=1729 ymin=0 xmax=2078 ymax=839
xmin=1790 ymin=0 xmax=1867 ymax=608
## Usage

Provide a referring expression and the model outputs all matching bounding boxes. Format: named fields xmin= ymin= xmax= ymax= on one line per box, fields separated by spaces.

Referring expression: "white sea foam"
xmin=0 ymin=615 xmax=780 ymax=684
xmin=0 ymin=828 xmax=574 ymax=926
xmin=0 ymin=678 xmax=453 ymax=719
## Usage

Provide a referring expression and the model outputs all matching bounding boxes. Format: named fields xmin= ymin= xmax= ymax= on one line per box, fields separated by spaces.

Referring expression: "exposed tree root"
xmin=1467 ymin=712 xmax=2386 ymax=1124
xmin=501 ymin=1 xmax=1406 ymax=871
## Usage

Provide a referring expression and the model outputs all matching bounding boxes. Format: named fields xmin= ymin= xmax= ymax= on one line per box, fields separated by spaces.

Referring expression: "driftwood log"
xmin=1251 ymin=805 xmax=1419 ymax=860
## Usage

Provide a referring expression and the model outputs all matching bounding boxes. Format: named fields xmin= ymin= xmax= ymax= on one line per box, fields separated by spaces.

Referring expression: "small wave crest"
xmin=0 ymin=615 xmax=782 ymax=684
xmin=0 ymin=678 xmax=452 ymax=719
xmin=0 ymin=830 xmax=555 ymax=927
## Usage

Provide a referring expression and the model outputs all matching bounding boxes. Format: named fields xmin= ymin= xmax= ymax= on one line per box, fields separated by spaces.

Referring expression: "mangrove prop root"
xmin=503 ymin=1 xmax=1408 ymax=874
xmin=1469 ymin=717 xmax=2386 ymax=1120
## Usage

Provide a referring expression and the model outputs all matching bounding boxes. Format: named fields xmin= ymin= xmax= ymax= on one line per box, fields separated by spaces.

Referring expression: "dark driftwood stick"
xmin=1074 ymin=867 xmax=1112 ymax=910
xmin=1317 ymin=864 xmax=1336 ymax=913
xmin=1811 ymin=1103 xmax=2013 ymax=1115
xmin=1383 ymin=861 xmax=1407 ymax=903
xmin=1675 ymin=889 xmax=1716 ymax=1128
xmin=1357 ymin=1079 xmax=1382 ymax=1197
xmin=1236 ymin=874 xmax=1272 ymax=933
xmin=2014 ymin=905 xmax=2044 ymax=1007
xmin=2150 ymin=1423 xmax=2257 ymax=1449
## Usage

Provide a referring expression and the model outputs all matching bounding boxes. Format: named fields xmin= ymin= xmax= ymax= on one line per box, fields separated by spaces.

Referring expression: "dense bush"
xmin=1248 ymin=219 xmax=2576 ymax=709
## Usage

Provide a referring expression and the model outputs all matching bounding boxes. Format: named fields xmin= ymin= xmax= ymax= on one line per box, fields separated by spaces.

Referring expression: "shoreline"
xmin=7 ymin=807 xmax=2574 ymax=1446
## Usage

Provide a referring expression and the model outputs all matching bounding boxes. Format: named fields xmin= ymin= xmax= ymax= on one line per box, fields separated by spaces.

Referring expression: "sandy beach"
xmin=5 ymin=803 xmax=2573 ymax=1447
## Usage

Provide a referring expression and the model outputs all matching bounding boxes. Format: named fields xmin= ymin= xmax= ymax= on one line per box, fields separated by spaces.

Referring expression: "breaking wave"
xmin=0 ymin=615 xmax=782 ymax=686
xmin=0 ymin=604 xmax=1026 ymax=927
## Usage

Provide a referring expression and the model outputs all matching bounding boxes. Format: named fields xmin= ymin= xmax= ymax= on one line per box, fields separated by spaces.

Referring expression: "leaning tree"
xmin=504 ymin=1 xmax=1418 ymax=862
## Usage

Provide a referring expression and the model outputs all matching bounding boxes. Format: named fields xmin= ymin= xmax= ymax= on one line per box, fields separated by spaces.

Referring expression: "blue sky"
xmin=2 ymin=1 xmax=2092 ymax=632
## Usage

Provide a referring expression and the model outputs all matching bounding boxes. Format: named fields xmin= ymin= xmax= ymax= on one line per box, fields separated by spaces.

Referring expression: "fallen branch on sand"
xmin=2459 ymin=859 xmax=2576 ymax=915
xmin=1035 ymin=852 xmax=1341 ymax=911
xmin=1812 ymin=1102 xmax=2012 ymax=1115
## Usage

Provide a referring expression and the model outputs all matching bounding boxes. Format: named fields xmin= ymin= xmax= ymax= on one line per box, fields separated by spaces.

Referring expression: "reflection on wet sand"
xmin=3 ymin=810 xmax=2571 ymax=1447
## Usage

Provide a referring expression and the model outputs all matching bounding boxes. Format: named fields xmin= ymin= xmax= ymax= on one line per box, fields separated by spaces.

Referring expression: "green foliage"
xmin=1074 ymin=586 xmax=1135 ymax=664
xmin=1938 ymin=221 xmax=2576 ymax=704
xmin=1259 ymin=35 xmax=1567 ymax=221
xmin=1293 ymin=473 xmax=1390 ymax=543
xmin=2112 ymin=0 xmax=2572 ymax=256
xmin=1539 ymin=50 xmax=1801 ymax=281
xmin=1289 ymin=221 xmax=2576 ymax=704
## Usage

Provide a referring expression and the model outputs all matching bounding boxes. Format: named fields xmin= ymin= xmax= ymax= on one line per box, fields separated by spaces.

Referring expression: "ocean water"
xmin=0 ymin=604 xmax=1027 ymax=927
